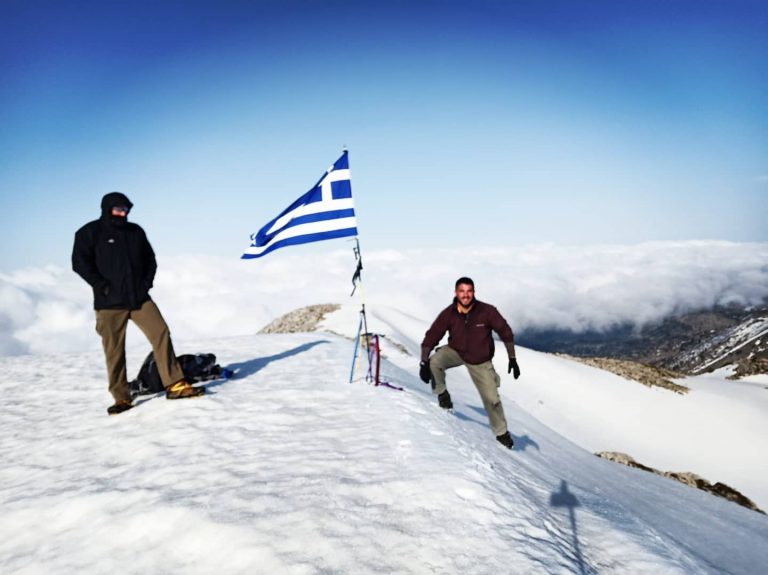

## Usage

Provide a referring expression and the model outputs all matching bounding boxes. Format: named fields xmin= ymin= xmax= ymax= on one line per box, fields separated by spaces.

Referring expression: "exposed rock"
xmin=728 ymin=355 xmax=768 ymax=380
xmin=709 ymin=482 xmax=765 ymax=511
xmin=259 ymin=304 xmax=340 ymax=334
xmin=596 ymin=451 xmax=764 ymax=514
xmin=560 ymin=355 xmax=689 ymax=394
xmin=663 ymin=471 xmax=707 ymax=490
xmin=595 ymin=452 xmax=656 ymax=473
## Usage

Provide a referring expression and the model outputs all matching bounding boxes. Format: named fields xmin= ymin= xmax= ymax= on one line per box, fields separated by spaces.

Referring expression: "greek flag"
xmin=242 ymin=151 xmax=358 ymax=259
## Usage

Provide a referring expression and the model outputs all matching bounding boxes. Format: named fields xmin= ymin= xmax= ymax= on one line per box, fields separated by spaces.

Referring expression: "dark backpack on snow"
xmin=129 ymin=352 xmax=225 ymax=396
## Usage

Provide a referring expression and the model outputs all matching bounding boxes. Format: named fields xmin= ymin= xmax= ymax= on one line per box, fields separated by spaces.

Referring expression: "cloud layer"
xmin=1 ymin=241 xmax=766 ymax=357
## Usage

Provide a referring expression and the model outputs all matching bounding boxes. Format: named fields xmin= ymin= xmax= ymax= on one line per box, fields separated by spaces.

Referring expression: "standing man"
xmin=72 ymin=192 xmax=204 ymax=415
xmin=420 ymin=277 xmax=521 ymax=449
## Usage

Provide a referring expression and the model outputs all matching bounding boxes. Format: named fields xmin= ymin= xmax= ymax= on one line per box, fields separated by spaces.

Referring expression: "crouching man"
xmin=72 ymin=192 xmax=204 ymax=415
xmin=420 ymin=277 xmax=520 ymax=448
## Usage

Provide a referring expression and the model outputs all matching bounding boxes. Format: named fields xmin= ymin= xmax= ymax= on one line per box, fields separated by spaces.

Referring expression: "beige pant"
xmin=95 ymin=300 xmax=184 ymax=403
xmin=429 ymin=345 xmax=508 ymax=436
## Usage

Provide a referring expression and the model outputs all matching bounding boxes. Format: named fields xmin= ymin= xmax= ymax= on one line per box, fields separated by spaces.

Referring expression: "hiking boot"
xmin=496 ymin=432 xmax=514 ymax=449
xmin=166 ymin=380 xmax=205 ymax=400
xmin=107 ymin=400 xmax=133 ymax=415
xmin=438 ymin=390 xmax=453 ymax=410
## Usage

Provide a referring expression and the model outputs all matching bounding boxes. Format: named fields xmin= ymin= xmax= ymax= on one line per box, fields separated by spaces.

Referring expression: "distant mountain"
xmin=518 ymin=304 xmax=768 ymax=377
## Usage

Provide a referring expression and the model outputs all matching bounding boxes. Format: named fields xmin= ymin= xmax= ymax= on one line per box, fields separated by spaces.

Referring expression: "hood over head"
xmin=101 ymin=192 xmax=133 ymax=219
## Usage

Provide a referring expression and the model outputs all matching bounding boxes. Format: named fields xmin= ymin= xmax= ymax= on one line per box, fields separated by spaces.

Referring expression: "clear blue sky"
xmin=1 ymin=0 xmax=766 ymax=271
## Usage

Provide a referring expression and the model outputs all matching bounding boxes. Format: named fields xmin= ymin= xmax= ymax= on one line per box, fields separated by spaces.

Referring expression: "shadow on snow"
xmin=461 ymin=404 xmax=540 ymax=451
xmin=550 ymin=479 xmax=590 ymax=575
xmin=207 ymin=340 xmax=331 ymax=388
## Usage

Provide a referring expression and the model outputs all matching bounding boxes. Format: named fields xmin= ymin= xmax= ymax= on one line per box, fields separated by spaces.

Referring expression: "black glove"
xmin=100 ymin=283 xmax=110 ymax=297
xmin=508 ymin=358 xmax=521 ymax=379
xmin=419 ymin=361 xmax=432 ymax=384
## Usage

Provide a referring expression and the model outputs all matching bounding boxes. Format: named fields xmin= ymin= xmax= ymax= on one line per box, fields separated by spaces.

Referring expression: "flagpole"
xmin=341 ymin=146 xmax=371 ymax=383
xmin=349 ymin=236 xmax=373 ymax=383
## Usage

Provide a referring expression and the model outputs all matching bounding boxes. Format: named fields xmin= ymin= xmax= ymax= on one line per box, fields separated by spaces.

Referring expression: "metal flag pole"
xmin=348 ymin=236 xmax=372 ymax=383
xmin=341 ymin=150 xmax=396 ymax=388
xmin=346 ymin=233 xmax=404 ymax=391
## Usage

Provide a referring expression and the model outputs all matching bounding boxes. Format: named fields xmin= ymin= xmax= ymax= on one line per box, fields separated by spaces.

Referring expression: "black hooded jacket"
xmin=72 ymin=192 xmax=157 ymax=310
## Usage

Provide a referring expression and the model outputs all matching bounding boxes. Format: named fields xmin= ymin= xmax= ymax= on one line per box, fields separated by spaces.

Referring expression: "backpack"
xmin=129 ymin=352 xmax=228 ymax=396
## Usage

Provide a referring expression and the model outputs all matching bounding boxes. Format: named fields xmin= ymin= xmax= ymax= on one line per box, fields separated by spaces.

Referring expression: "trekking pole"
xmin=349 ymin=310 xmax=364 ymax=383
xmin=373 ymin=334 xmax=381 ymax=386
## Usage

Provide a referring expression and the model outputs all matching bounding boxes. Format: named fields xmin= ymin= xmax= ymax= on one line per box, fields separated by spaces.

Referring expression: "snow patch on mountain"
xmin=678 ymin=312 xmax=768 ymax=375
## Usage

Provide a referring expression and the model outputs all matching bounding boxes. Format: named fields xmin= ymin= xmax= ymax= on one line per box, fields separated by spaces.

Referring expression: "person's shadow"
xmin=462 ymin=405 xmax=540 ymax=451
xmin=509 ymin=433 xmax=539 ymax=451
xmin=205 ymin=340 xmax=330 ymax=388
xmin=550 ymin=480 xmax=587 ymax=574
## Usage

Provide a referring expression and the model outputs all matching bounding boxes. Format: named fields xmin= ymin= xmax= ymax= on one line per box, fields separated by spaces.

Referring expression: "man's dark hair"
xmin=455 ymin=276 xmax=474 ymax=289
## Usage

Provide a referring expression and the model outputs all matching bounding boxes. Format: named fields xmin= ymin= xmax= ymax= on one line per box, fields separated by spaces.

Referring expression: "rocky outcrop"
xmin=259 ymin=304 xmax=340 ymax=334
xmin=561 ymin=355 xmax=689 ymax=394
xmin=596 ymin=451 xmax=764 ymax=514
xmin=727 ymin=355 xmax=768 ymax=380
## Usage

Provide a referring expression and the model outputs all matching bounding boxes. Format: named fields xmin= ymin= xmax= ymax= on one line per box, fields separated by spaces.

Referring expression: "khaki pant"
xmin=429 ymin=345 xmax=508 ymax=436
xmin=95 ymin=300 xmax=184 ymax=403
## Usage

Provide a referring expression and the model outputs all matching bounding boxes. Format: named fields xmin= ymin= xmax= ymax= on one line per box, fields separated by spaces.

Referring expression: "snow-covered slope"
xmin=322 ymin=304 xmax=768 ymax=512
xmin=684 ymin=314 xmax=768 ymax=375
xmin=2 ymin=324 xmax=765 ymax=573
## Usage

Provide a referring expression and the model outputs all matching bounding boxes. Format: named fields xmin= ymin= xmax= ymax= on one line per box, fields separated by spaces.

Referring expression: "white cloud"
xmin=1 ymin=241 xmax=767 ymax=357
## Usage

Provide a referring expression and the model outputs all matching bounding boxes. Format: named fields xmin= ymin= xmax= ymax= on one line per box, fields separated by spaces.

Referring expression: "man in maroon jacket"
xmin=420 ymin=277 xmax=520 ymax=449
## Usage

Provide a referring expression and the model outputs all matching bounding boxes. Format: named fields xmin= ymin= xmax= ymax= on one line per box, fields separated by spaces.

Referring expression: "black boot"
xmin=107 ymin=400 xmax=133 ymax=415
xmin=496 ymin=431 xmax=514 ymax=449
xmin=438 ymin=390 xmax=453 ymax=410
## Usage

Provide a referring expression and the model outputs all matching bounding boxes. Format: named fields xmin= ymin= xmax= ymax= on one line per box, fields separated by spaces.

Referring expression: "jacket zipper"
xmin=463 ymin=310 xmax=470 ymax=354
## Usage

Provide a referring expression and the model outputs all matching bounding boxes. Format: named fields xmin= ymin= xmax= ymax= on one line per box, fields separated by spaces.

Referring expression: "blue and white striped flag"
xmin=242 ymin=151 xmax=358 ymax=259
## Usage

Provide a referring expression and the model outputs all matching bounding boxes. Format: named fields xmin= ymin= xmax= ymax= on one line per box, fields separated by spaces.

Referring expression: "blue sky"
xmin=1 ymin=0 xmax=766 ymax=271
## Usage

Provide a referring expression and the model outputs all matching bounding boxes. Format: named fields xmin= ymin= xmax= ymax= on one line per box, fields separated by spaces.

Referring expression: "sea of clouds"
xmin=1 ymin=241 xmax=767 ymax=357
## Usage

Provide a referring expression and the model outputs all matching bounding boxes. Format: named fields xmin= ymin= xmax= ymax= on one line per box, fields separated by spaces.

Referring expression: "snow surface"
xmin=2 ymin=309 xmax=767 ymax=574
xmin=740 ymin=373 xmax=768 ymax=385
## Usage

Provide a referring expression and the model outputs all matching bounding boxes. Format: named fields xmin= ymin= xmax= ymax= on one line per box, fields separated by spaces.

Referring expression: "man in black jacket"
xmin=420 ymin=277 xmax=520 ymax=448
xmin=72 ymin=192 xmax=204 ymax=415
